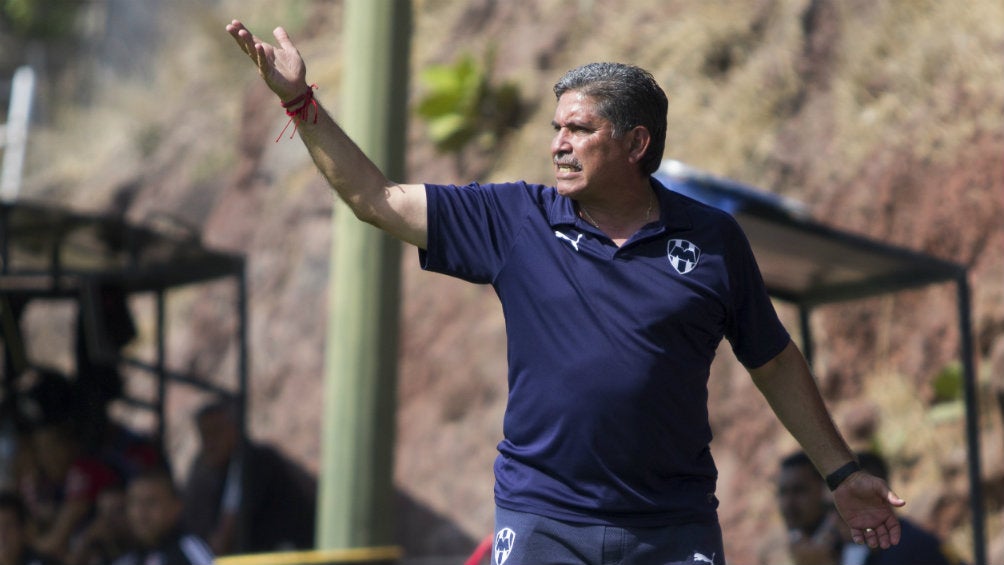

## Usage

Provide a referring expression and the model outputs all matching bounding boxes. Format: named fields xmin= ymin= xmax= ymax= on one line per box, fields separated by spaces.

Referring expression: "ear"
xmin=625 ymin=126 xmax=651 ymax=165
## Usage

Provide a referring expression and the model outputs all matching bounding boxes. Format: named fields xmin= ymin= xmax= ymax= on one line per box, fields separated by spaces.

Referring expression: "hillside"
xmin=5 ymin=0 xmax=1004 ymax=563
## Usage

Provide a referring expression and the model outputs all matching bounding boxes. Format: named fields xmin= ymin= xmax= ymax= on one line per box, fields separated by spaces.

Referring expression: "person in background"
xmin=14 ymin=370 xmax=158 ymax=563
xmin=66 ymin=484 xmax=133 ymax=565
xmin=0 ymin=491 xmax=62 ymax=565
xmin=760 ymin=450 xmax=843 ymax=565
xmin=110 ymin=468 xmax=212 ymax=565
xmin=21 ymin=421 xmax=118 ymax=562
xmin=181 ymin=399 xmax=316 ymax=555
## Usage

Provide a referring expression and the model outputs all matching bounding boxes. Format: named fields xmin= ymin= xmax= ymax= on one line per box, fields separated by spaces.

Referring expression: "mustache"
xmin=553 ymin=156 xmax=581 ymax=168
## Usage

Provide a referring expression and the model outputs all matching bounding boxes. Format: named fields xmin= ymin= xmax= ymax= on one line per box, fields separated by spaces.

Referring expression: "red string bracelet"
xmin=275 ymin=84 xmax=319 ymax=142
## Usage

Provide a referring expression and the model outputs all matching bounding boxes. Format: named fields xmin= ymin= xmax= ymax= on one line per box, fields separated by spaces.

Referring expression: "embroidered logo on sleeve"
xmin=667 ymin=239 xmax=701 ymax=274
xmin=494 ymin=527 xmax=516 ymax=565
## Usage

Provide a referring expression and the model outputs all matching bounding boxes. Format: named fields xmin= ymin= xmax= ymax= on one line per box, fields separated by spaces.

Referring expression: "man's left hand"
xmin=833 ymin=471 xmax=906 ymax=549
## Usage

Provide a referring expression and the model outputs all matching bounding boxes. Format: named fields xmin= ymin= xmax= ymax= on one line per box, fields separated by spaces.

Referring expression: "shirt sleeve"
xmin=722 ymin=216 xmax=790 ymax=369
xmin=419 ymin=182 xmax=533 ymax=283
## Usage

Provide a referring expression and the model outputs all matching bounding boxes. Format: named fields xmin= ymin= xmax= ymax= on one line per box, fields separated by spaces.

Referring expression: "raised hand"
xmin=832 ymin=471 xmax=905 ymax=549
xmin=225 ymin=20 xmax=308 ymax=102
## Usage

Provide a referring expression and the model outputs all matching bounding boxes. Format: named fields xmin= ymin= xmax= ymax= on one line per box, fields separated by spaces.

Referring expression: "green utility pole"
xmin=318 ymin=0 xmax=411 ymax=554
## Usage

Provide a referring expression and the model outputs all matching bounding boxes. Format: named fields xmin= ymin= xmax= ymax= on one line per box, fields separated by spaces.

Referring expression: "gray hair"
xmin=553 ymin=62 xmax=668 ymax=175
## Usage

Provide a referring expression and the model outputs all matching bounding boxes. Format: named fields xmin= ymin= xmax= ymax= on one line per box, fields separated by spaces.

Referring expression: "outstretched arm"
xmin=749 ymin=340 xmax=906 ymax=549
xmin=225 ymin=20 xmax=427 ymax=248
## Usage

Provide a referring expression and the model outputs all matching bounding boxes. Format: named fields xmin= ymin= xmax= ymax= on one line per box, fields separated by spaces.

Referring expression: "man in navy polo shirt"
xmin=226 ymin=20 xmax=906 ymax=565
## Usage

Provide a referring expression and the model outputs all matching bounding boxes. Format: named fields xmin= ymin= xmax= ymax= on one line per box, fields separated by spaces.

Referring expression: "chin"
xmin=554 ymin=180 xmax=583 ymax=198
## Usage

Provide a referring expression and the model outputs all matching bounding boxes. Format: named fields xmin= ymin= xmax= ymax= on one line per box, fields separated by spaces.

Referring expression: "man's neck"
xmin=576 ymin=179 xmax=657 ymax=244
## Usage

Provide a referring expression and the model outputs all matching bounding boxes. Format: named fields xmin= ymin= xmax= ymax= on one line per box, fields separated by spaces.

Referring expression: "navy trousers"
xmin=493 ymin=506 xmax=726 ymax=565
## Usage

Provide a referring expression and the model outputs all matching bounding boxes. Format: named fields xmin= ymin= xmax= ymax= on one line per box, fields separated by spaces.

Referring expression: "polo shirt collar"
xmin=546 ymin=177 xmax=694 ymax=233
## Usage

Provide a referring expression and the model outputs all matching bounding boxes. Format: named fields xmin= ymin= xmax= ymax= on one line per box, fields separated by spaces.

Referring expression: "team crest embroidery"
xmin=667 ymin=239 xmax=701 ymax=274
xmin=494 ymin=527 xmax=516 ymax=565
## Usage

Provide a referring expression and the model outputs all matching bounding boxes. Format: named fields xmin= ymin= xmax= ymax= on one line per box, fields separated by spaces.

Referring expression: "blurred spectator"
xmin=15 ymin=368 xmax=165 ymax=563
xmin=0 ymin=490 xmax=63 ymax=565
xmin=65 ymin=484 xmax=132 ymax=565
xmin=93 ymin=421 xmax=162 ymax=490
xmin=181 ymin=398 xmax=316 ymax=555
xmin=758 ymin=450 xmax=842 ymax=565
xmin=22 ymin=420 xmax=118 ymax=562
xmin=837 ymin=451 xmax=964 ymax=565
xmin=110 ymin=469 xmax=212 ymax=565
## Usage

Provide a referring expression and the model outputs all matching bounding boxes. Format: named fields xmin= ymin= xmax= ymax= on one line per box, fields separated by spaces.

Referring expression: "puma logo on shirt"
xmin=554 ymin=230 xmax=584 ymax=251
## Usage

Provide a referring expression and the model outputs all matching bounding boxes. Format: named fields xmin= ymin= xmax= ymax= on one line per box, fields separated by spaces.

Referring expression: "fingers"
xmin=865 ymin=526 xmax=880 ymax=548
xmin=875 ymin=526 xmax=890 ymax=549
xmin=851 ymin=516 xmax=901 ymax=550
xmin=226 ymin=20 xmax=250 ymax=45
xmin=253 ymin=43 xmax=268 ymax=74
xmin=273 ymin=26 xmax=296 ymax=50
xmin=885 ymin=513 xmax=902 ymax=546
xmin=851 ymin=525 xmax=885 ymax=549
xmin=226 ymin=20 xmax=272 ymax=75
xmin=886 ymin=488 xmax=906 ymax=507
xmin=226 ymin=20 xmax=257 ymax=57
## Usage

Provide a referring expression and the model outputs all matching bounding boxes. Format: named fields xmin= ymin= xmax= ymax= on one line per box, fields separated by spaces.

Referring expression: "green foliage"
xmin=415 ymin=51 xmax=521 ymax=155
xmin=931 ymin=361 xmax=963 ymax=404
xmin=924 ymin=362 xmax=965 ymax=424
xmin=1 ymin=0 xmax=78 ymax=40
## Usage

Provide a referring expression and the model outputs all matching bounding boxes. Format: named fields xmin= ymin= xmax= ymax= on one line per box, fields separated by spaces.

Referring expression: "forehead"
xmin=553 ymin=91 xmax=607 ymax=124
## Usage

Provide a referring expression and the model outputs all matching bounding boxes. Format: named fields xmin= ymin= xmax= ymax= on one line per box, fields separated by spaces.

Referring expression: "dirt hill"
xmin=6 ymin=0 xmax=1004 ymax=563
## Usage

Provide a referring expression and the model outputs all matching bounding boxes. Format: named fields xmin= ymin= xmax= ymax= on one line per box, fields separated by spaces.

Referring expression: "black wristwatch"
xmin=825 ymin=460 xmax=861 ymax=491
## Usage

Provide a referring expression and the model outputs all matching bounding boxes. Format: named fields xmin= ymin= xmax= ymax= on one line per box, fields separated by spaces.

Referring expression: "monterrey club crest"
xmin=494 ymin=527 xmax=516 ymax=565
xmin=667 ymin=239 xmax=701 ymax=274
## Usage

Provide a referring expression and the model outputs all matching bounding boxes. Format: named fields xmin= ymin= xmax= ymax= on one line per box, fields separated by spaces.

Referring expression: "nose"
xmin=551 ymin=127 xmax=570 ymax=156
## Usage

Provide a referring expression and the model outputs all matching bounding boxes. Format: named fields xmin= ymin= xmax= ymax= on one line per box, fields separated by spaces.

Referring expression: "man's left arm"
xmin=749 ymin=340 xmax=906 ymax=549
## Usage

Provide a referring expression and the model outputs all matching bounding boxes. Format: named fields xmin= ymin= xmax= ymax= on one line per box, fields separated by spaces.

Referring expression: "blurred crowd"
xmin=0 ymin=370 xmax=317 ymax=565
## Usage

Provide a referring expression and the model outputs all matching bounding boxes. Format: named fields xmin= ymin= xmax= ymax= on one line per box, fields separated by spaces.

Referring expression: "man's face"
xmin=550 ymin=91 xmax=636 ymax=199
xmin=127 ymin=478 xmax=181 ymax=548
xmin=0 ymin=509 xmax=25 ymax=565
xmin=777 ymin=465 xmax=828 ymax=533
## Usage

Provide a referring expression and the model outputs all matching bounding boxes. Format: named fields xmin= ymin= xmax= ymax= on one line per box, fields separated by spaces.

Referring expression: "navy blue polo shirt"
xmin=419 ymin=178 xmax=790 ymax=526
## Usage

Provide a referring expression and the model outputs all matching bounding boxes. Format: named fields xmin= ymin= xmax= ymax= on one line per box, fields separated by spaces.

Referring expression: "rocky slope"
xmin=6 ymin=0 xmax=1004 ymax=562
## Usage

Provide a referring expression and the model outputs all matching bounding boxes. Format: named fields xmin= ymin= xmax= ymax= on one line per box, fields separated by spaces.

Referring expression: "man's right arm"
xmin=294 ymin=102 xmax=428 ymax=248
xmin=225 ymin=21 xmax=428 ymax=249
